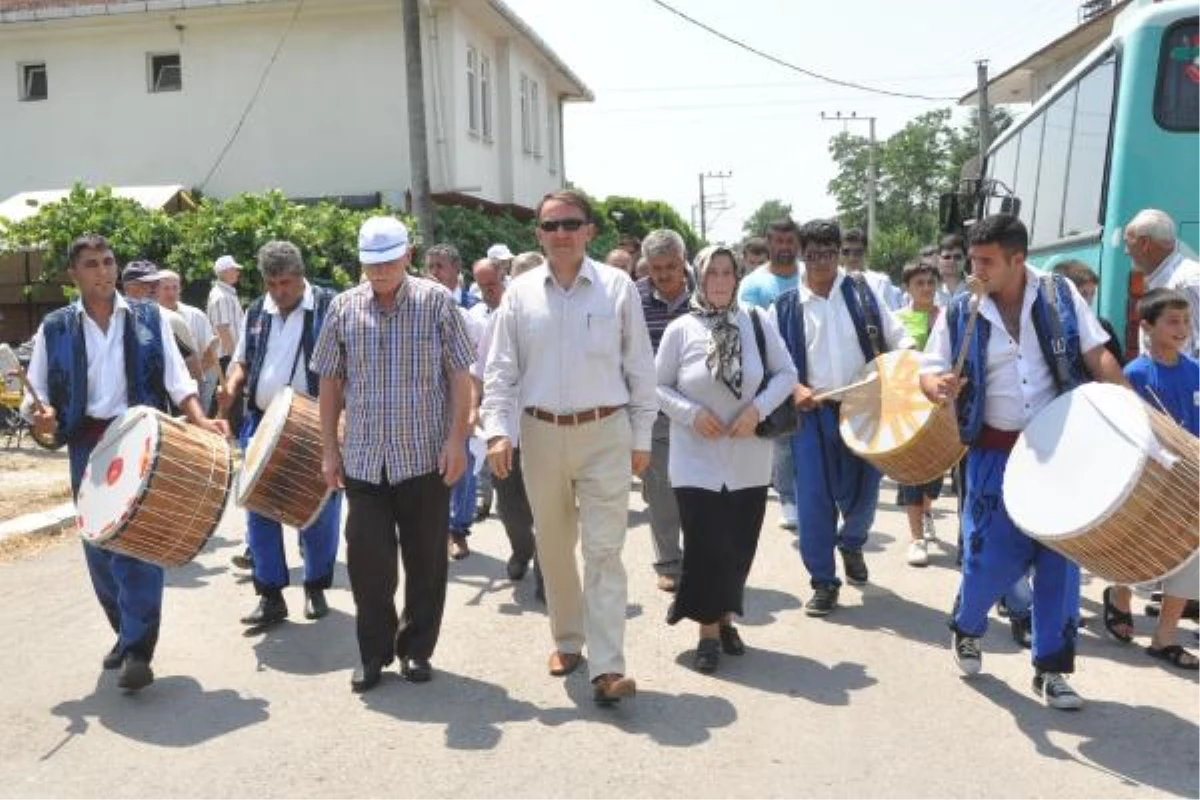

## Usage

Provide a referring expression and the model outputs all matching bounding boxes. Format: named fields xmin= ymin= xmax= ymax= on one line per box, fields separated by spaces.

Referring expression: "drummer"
xmin=920 ymin=214 xmax=1126 ymax=710
xmin=22 ymin=234 xmax=228 ymax=692
xmin=769 ymin=218 xmax=914 ymax=617
xmin=219 ymin=241 xmax=340 ymax=627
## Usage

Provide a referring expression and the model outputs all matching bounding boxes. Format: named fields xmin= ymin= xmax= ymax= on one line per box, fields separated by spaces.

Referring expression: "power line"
xmin=645 ymin=0 xmax=960 ymax=103
xmin=198 ymin=0 xmax=307 ymax=192
xmin=597 ymin=74 xmax=969 ymax=94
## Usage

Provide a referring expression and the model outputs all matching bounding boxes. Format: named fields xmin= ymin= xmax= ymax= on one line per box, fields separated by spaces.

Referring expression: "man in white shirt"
xmin=920 ymin=214 xmax=1126 ymax=710
xmin=840 ymin=227 xmax=903 ymax=310
xmin=219 ymin=241 xmax=342 ymax=628
xmin=156 ymin=269 xmax=219 ymax=412
xmin=482 ymin=189 xmax=657 ymax=705
xmin=771 ymin=219 xmax=914 ymax=617
xmin=1124 ymin=208 xmax=1200 ymax=358
xmin=24 ymin=234 xmax=227 ymax=693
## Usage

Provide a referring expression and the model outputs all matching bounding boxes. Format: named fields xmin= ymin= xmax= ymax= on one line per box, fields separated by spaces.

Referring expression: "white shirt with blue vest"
xmin=233 ymin=280 xmax=317 ymax=413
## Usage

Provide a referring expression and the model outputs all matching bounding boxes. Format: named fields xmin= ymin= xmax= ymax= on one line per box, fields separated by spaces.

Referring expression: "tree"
xmin=741 ymin=199 xmax=793 ymax=240
xmin=588 ymin=194 xmax=703 ymax=258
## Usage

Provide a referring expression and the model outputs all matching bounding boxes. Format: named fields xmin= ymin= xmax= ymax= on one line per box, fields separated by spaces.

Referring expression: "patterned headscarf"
xmin=689 ymin=245 xmax=743 ymax=398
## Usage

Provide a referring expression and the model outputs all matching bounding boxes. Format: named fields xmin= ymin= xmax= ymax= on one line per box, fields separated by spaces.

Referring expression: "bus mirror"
xmin=999 ymin=196 xmax=1022 ymax=217
xmin=939 ymin=193 xmax=962 ymax=233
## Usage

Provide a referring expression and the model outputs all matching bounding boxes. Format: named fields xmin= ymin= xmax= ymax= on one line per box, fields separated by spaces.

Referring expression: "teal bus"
xmin=977 ymin=0 xmax=1198 ymax=353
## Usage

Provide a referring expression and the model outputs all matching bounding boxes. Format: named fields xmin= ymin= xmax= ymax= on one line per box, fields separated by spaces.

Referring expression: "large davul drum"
xmin=839 ymin=350 xmax=967 ymax=485
xmin=1003 ymin=382 xmax=1199 ymax=585
xmin=77 ymin=407 xmax=232 ymax=567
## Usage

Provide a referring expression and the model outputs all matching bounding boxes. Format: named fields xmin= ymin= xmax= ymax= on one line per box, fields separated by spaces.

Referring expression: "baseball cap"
xmin=122 ymin=260 xmax=160 ymax=284
xmin=358 ymin=217 xmax=410 ymax=265
xmin=486 ymin=243 xmax=514 ymax=261
xmin=213 ymin=255 xmax=242 ymax=275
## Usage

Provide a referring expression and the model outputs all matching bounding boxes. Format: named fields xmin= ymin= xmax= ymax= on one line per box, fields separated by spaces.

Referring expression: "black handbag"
xmin=748 ymin=308 xmax=799 ymax=439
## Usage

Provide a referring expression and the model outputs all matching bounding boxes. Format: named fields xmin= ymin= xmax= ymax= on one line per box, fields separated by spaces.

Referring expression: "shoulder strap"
xmin=842 ymin=274 xmax=886 ymax=359
xmin=1033 ymin=273 xmax=1071 ymax=394
xmin=749 ymin=307 xmax=769 ymax=394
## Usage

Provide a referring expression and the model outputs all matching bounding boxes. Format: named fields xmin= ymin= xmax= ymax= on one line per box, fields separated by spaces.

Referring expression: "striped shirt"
xmin=206 ymin=281 xmax=244 ymax=358
xmin=310 ymin=277 xmax=475 ymax=484
xmin=636 ymin=277 xmax=691 ymax=354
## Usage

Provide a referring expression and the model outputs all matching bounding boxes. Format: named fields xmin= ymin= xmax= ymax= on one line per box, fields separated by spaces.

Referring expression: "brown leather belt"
xmin=524 ymin=405 xmax=622 ymax=426
xmin=977 ymin=425 xmax=1020 ymax=453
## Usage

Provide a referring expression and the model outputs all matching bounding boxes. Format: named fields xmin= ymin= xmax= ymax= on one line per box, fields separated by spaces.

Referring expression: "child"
xmin=1104 ymin=288 xmax=1199 ymax=670
xmin=894 ymin=261 xmax=943 ymax=567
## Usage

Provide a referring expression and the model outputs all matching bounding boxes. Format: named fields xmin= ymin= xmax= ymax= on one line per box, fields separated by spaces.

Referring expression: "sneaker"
xmin=1010 ymin=616 xmax=1032 ymax=649
xmin=907 ymin=539 xmax=929 ymax=567
xmin=780 ymin=501 xmax=798 ymax=531
xmin=841 ymin=550 xmax=869 ymax=585
xmin=805 ymin=584 xmax=839 ymax=617
xmin=1032 ymin=672 xmax=1083 ymax=710
xmin=953 ymin=631 xmax=982 ymax=676
xmin=922 ymin=512 xmax=937 ymax=541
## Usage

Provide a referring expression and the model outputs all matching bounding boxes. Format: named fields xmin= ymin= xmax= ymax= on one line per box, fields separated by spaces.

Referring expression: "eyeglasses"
xmin=805 ymin=248 xmax=840 ymax=263
xmin=538 ymin=218 xmax=586 ymax=233
xmin=841 ymin=247 xmax=865 ymax=257
xmin=939 ymin=252 xmax=964 ymax=261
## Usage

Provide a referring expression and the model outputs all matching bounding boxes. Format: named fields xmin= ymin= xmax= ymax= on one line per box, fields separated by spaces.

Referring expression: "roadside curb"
xmin=0 ymin=502 xmax=75 ymax=544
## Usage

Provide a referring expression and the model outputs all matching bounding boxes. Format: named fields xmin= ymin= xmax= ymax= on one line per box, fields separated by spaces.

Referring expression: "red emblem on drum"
xmin=106 ymin=457 xmax=124 ymax=487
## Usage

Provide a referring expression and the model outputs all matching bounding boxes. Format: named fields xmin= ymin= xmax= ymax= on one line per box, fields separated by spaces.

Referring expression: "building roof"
xmin=0 ymin=185 xmax=194 ymax=224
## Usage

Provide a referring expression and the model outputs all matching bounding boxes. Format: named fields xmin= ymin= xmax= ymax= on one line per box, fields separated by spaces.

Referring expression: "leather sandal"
xmin=1146 ymin=644 xmax=1200 ymax=671
xmin=1102 ymin=587 xmax=1134 ymax=643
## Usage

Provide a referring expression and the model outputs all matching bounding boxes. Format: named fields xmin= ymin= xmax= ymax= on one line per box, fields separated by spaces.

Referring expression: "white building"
xmin=0 ymin=0 xmax=593 ymax=212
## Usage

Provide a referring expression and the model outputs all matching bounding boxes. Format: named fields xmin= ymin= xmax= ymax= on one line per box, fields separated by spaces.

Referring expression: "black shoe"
xmin=231 ymin=549 xmax=254 ymax=570
xmin=694 ymin=638 xmax=720 ymax=673
xmin=304 ymin=589 xmax=329 ymax=620
xmin=241 ymin=594 xmax=288 ymax=626
xmin=996 ymin=597 xmax=1011 ymax=618
xmin=102 ymin=642 xmax=122 ymax=670
xmin=805 ymin=584 xmax=840 ymax=617
xmin=841 ymin=550 xmax=869 ymax=585
xmin=401 ymin=657 xmax=433 ymax=683
xmin=351 ymin=657 xmax=387 ymax=693
xmin=117 ymin=653 xmax=154 ymax=692
xmin=719 ymin=624 xmax=745 ymax=656
xmin=474 ymin=503 xmax=491 ymax=523
xmin=1010 ymin=616 xmax=1032 ymax=649
xmin=506 ymin=555 xmax=530 ymax=581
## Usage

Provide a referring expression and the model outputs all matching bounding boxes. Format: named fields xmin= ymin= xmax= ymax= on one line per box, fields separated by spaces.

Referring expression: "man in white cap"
xmin=312 ymin=216 xmax=475 ymax=693
xmin=157 ymin=269 xmax=219 ymax=411
xmin=469 ymin=243 xmax=515 ymax=300
xmin=207 ymin=255 xmax=245 ymax=393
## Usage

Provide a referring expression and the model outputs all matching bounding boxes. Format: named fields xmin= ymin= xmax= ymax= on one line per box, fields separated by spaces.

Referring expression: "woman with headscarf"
xmin=654 ymin=245 xmax=797 ymax=673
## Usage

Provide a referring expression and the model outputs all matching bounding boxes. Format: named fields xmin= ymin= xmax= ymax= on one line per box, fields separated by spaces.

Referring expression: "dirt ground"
xmin=0 ymin=445 xmax=72 ymax=521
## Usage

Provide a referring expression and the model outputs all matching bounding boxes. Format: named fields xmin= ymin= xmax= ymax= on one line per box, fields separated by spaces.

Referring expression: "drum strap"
xmin=843 ymin=274 xmax=887 ymax=359
xmin=1036 ymin=273 xmax=1071 ymax=395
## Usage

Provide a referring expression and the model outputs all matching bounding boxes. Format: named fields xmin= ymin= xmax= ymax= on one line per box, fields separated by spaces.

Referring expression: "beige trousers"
xmin=519 ymin=411 xmax=632 ymax=679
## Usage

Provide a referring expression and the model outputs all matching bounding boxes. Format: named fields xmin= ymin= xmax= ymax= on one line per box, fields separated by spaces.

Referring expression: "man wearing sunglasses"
xmin=840 ymin=228 xmax=902 ymax=311
xmin=936 ymin=233 xmax=969 ymax=307
xmin=482 ymin=189 xmax=657 ymax=706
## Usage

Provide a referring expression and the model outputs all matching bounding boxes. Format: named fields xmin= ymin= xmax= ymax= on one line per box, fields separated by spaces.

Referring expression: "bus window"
xmin=987 ymin=136 xmax=1019 ymax=215
xmin=1062 ymin=55 xmax=1116 ymax=237
xmin=1012 ymin=115 xmax=1045 ymax=232
xmin=1031 ymin=86 xmax=1077 ymax=246
xmin=1155 ymin=19 xmax=1199 ymax=132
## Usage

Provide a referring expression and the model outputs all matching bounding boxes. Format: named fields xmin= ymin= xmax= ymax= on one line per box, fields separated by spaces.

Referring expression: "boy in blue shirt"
xmin=1104 ymin=288 xmax=1199 ymax=670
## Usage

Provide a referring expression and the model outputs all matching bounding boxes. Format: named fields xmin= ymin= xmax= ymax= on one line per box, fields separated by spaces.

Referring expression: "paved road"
xmin=0 ymin=479 xmax=1196 ymax=798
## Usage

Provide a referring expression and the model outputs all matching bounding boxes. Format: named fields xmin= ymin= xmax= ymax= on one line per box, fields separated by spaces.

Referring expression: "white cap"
xmin=358 ymin=216 xmax=411 ymax=265
xmin=214 ymin=255 xmax=242 ymax=275
xmin=486 ymin=243 xmax=514 ymax=261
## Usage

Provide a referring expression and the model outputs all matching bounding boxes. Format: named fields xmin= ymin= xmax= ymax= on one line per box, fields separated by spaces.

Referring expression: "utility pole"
xmin=976 ymin=60 xmax=992 ymax=174
xmin=402 ymin=0 xmax=435 ymax=248
xmin=697 ymin=171 xmax=732 ymax=241
xmin=821 ymin=112 xmax=877 ymax=243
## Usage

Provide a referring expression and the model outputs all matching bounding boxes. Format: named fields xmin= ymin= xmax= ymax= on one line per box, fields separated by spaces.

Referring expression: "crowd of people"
xmin=18 ymin=190 xmax=1199 ymax=710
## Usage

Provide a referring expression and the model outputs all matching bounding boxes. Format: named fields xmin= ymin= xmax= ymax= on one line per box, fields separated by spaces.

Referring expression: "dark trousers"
xmin=344 ymin=470 xmax=450 ymax=665
xmin=495 ymin=446 xmax=535 ymax=562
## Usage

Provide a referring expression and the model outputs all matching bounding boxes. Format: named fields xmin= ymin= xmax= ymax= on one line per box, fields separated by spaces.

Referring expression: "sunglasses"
xmin=841 ymin=247 xmax=865 ymax=257
xmin=538 ymin=218 xmax=586 ymax=233
xmin=940 ymin=252 xmax=964 ymax=261
xmin=805 ymin=248 xmax=840 ymax=263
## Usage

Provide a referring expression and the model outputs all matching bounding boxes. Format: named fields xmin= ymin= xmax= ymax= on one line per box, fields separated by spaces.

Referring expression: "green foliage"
xmin=741 ymin=199 xmax=793 ymax=240
xmin=433 ymin=205 xmax=537 ymax=267
xmin=589 ymin=194 xmax=703 ymax=258
xmin=868 ymin=227 xmax=923 ymax=278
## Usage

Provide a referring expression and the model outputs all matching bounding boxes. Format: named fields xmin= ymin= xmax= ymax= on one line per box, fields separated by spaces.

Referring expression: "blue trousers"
xmin=240 ymin=412 xmax=341 ymax=594
xmin=70 ymin=439 xmax=164 ymax=662
xmin=952 ymin=447 xmax=1080 ymax=673
xmin=791 ymin=405 xmax=882 ymax=588
xmin=772 ymin=435 xmax=796 ymax=518
xmin=449 ymin=444 xmax=476 ymax=536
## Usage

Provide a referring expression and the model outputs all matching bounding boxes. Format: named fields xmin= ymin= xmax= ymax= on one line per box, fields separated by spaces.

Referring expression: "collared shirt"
xmin=480 ymin=258 xmax=658 ymax=450
xmin=736 ymin=263 xmax=803 ymax=309
xmin=858 ymin=268 xmax=903 ymax=311
xmin=24 ymin=293 xmax=198 ymax=420
xmin=473 ymin=310 xmax=521 ymax=447
xmin=656 ymin=309 xmax=797 ymax=491
xmin=768 ymin=269 xmax=915 ymax=393
xmin=922 ymin=267 xmax=1109 ymax=431
xmin=310 ymin=277 xmax=475 ymax=484
xmin=233 ymin=281 xmax=315 ymax=412
xmin=207 ymin=280 xmax=244 ymax=358
xmin=935 ymin=280 xmax=968 ymax=308
xmin=177 ymin=301 xmax=217 ymax=376
xmin=1142 ymin=247 xmax=1200 ymax=358
xmin=636 ymin=276 xmax=691 ymax=354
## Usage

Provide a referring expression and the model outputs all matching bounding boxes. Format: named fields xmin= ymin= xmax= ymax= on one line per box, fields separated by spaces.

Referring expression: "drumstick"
xmin=813 ymin=374 xmax=879 ymax=404
xmin=1142 ymin=385 xmax=1186 ymax=431
xmin=951 ymin=277 xmax=989 ymax=378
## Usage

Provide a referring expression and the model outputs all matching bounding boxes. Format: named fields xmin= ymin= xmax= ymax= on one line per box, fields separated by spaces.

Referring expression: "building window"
xmin=530 ymin=80 xmax=541 ymax=156
xmin=520 ymin=73 xmax=531 ymax=153
xmin=18 ymin=62 xmax=47 ymax=101
xmin=466 ymin=45 xmax=479 ymax=135
xmin=148 ymin=53 xmax=182 ymax=93
xmin=548 ymin=101 xmax=559 ymax=174
xmin=480 ymin=56 xmax=493 ymax=140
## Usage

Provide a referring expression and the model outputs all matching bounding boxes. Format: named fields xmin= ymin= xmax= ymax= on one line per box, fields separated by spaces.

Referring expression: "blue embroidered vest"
xmin=43 ymin=299 xmax=168 ymax=446
xmin=948 ymin=272 xmax=1090 ymax=444
xmin=243 ymin=286 xmax=336 ymax=412
xmin=775 ymin=273 xmax=888 ymax=386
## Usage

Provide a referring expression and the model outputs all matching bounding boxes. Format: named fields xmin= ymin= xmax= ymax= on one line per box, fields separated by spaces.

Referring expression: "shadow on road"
xmin=166 ymin=560 xmax=228 ymax=590
xmin=673 ymin=648 xmax=877 ymax=705
xmin=823 ymin=583 xmax=959 ymax=649
xmin=246 ymin=606 xmax=359 ymax=675
xmin=739 ymin=585 xmax=802 ymax=626
xmin=965 ymin=675 xmax=1200 ymax=797
xmin=45 ymin=675 xmax=269 ymax=759
xmin=360 ymin=669 xmax=540 ymax=750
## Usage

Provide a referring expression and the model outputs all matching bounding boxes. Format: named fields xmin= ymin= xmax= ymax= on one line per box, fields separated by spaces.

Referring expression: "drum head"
xmin=840 ymin=350 xmax=937 ymax=455
xmin=237 ymin=387 xmax=294 ymax=503
xmin=77 ymin=407 xmax=159 ymax=543
xmin=1004 ymin=383 xmax=1149 ymax=539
